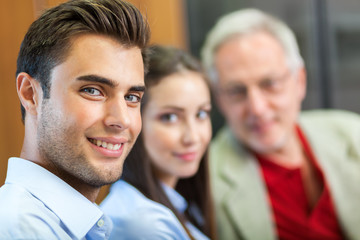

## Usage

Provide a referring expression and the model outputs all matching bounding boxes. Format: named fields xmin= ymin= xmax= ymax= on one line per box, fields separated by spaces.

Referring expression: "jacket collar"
xmin=300 ymin=118 xmax=360 ymax=239
xmin=215 ymin=128 xmax=276 ymax=240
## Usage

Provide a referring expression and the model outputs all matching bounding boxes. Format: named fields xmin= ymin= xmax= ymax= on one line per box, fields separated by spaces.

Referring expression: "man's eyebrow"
xmin=129 ymin=85 xmax=146 ymax=93
xmin=77 ymin=75 xmax=145 ymax=92
xmin=77 ymin=75 xmax=118 ymax=88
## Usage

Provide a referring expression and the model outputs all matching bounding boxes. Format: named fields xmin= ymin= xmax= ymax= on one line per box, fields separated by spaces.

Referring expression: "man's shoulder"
xmin=300 ymin=109 xmax=360 ymax=134
xmin=0 ymin=183 xmax=48 ymax=215
xmin=210 ymin=126 xmax=248 ymax=160
xmin=300 ymin=109 xmax=360 ymax=125
xmin=0 ymin=183 xmax=69 ymax=239
xmin=211 ymin=126 xmax=234 ymax=151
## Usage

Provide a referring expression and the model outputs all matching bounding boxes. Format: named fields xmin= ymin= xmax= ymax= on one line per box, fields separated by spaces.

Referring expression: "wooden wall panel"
xmin=0 ymin=1 xmax=34 ymax=185
xmin=128 ymin=0 xmax=188 ymax=49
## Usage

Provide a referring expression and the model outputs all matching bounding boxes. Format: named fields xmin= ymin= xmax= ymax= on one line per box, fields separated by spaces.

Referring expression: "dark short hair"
xmin=17 ymin=0 xmax=150 ymax=121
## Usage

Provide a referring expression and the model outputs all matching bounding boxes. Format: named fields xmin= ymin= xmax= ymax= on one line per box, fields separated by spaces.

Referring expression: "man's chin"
xmin=247 ymin=137 xmax=286 ymax=155
xmin=87 ymin=166 xmax=123 ymax=187
xmin=87 ymin=174 xmax=122 ymax=188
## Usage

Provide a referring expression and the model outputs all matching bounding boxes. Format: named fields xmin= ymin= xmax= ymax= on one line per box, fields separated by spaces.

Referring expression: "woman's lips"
xmin=175 ymin=152 xmax=198 ymax=162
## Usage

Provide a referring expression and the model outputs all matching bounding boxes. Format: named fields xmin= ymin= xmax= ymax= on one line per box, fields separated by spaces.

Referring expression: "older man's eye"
xmin=260 ymin=78 xmax=285 ymax=93
xmin=222 ymin=85 xmax=247 ymax=101
xmin=261 ymin=79 xmax=277 ymax=88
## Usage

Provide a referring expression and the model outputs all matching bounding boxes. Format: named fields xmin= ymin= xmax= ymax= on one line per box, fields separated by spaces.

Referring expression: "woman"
xmin=101 ymin=45 xmax=216 ymax=239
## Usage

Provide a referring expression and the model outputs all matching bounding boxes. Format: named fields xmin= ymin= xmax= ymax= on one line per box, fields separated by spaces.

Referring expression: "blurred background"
xmin=1 ymin=0 xmax=359 ymax=202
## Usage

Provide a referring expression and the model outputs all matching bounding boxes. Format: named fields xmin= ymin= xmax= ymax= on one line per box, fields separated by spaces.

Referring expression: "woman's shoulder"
xmin=100 ymin=180 xmax=191 ymax=240
xmin=101 ymin=180 xmax=166 ymax=214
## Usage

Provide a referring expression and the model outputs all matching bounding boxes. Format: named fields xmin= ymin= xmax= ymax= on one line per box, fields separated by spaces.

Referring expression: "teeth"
xmin=107 ymin=143 xmax=113 ymax=150
xmin=90 ymin=139 xmax=121 ymax=151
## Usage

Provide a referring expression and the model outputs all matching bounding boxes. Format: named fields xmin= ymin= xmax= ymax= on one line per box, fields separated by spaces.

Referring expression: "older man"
xmin=202 ymin=8 xmax=360 ymax=240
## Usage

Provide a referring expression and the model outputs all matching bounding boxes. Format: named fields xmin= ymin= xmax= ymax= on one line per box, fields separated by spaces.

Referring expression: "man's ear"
xmin=16 ymin=72 xmax=42 ymax=116
xmin=296 ymin=66 xmax=307 ymax=102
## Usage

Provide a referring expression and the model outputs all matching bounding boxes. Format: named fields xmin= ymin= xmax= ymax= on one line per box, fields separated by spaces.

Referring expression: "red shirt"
xmin=256 ymin=126 xmax=344 ymax=240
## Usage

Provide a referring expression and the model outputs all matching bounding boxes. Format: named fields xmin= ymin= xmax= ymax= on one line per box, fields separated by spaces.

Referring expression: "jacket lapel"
xmin=304 ymin=125 xmax=360 ymax=239
xmin=219 ymin=135 xmax=276 ymax=240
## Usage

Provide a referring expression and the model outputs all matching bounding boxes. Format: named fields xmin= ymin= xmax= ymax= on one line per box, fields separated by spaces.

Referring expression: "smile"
xmin=88 ymin=138 xmax=122 ymax=151
xmin=175 ymin=152 xmax=198 ymax=162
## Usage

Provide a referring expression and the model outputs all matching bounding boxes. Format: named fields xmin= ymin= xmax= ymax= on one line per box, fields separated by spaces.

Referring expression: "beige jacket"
xmin=210 ymin=110 xmax=360 ymax=240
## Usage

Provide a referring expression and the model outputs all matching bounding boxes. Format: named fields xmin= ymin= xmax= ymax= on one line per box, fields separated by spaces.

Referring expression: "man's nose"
xmin=104 ymin=98 xmax=131 ymax=130
xmin=246 ymin=87 xmax=268 ymax=116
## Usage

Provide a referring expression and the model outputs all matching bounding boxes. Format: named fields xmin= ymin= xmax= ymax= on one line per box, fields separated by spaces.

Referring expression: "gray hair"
xmin=201 ymin=8 xmax=304 ymax=83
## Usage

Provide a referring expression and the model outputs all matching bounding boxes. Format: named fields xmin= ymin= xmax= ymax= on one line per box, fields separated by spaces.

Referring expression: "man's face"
xmin=37 ymin=34 xmax=144 ymax=188
xmin=214 ymin=31 xmax=306 ymax=154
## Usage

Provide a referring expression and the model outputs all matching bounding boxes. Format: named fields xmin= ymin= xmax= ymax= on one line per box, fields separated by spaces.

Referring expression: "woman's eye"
xmin=197 ymin=110 xmax=210 ymax=120
xmin=81 ymin=87 xmax=102 ymax=96
xmin=160 ymin=113 xmax=178 ymax=123
xmin=125 ymin=94 xmax=141 ymax=103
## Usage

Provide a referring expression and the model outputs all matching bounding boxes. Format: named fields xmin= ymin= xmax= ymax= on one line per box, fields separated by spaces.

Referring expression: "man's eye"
xmin=125 ymin=94 xmax=141 ymax=103
xmin=262 ymin=79 xmax=276 ymax=87
xmin=261 ymin=79 xmax=281 ymax=92
xmin=222 ymin=86 xmax=247 ymax=100
xmin=81 ymin=87 xmax=102 ymax=96
xmin=160 ymin=113 xmax=178 ymax=123
xmin=229 ymin=86 xmax=246 ymax=95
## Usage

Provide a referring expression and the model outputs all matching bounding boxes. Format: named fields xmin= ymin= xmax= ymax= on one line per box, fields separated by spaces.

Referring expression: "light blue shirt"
xmin=0 ymin=157 xmax=112 ymax=240
xmin=162 ymin=183 xmax=210 ymax=240
xmin=100 ymin=180 xmax=191 ymax=239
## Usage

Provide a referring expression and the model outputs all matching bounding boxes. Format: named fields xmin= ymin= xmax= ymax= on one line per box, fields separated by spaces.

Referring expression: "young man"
xmin=202 ymin=8 xmax=360 ymax=240
xmin=0 ymin=0 xmax=150 ymax=239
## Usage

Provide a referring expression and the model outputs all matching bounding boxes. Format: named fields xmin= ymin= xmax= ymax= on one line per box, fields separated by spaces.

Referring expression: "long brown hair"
xmin=122 ymin=45 xmax=217 ymax=239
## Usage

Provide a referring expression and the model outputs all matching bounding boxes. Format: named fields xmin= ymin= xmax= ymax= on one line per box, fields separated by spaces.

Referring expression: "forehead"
xmin=51 ymin=34 xmax=144 ymax=88
xmin=215 ymin=31 xmax=288 ymax=83
xmin=145 ymin=71 xmax=210 ymax=107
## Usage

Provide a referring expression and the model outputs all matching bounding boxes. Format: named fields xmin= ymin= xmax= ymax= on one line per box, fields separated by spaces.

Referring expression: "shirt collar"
xmin=161 ymin=182 xmax=188 ymax=213
xmin=6 ymin=157 xmax=105 ymax=239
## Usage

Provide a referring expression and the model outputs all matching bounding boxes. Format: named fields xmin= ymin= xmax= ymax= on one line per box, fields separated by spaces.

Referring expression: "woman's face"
xmin=142 ymin=71 xmax=212 ymax=188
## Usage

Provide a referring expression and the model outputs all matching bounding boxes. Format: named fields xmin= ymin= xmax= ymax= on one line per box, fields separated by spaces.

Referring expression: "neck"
xmin=153 ymin=168 xmax=178 ymax=189
xmin=51 ymin=167 xmax=101 ymax=202
xmin=259 ymin=129 xmax=305 ymax=168
xmin=20 ymin=121 xmax=100 ymax=203
xmin=20 ymin=151 xmax=100 ymax=203
xmin=73 ymin=183 xmax=100 ymax=203
xmin=162 ymin=176 xmax=178 ymax=189
xmin=257 ymin=128 xmax=323 ymax=208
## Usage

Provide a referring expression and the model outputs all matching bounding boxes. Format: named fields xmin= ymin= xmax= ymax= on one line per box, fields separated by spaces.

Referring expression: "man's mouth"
xmin=247 ymin=117 xmax=275 ymax=132
xmin=88 ymin=138 xmax=122 ymax=151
